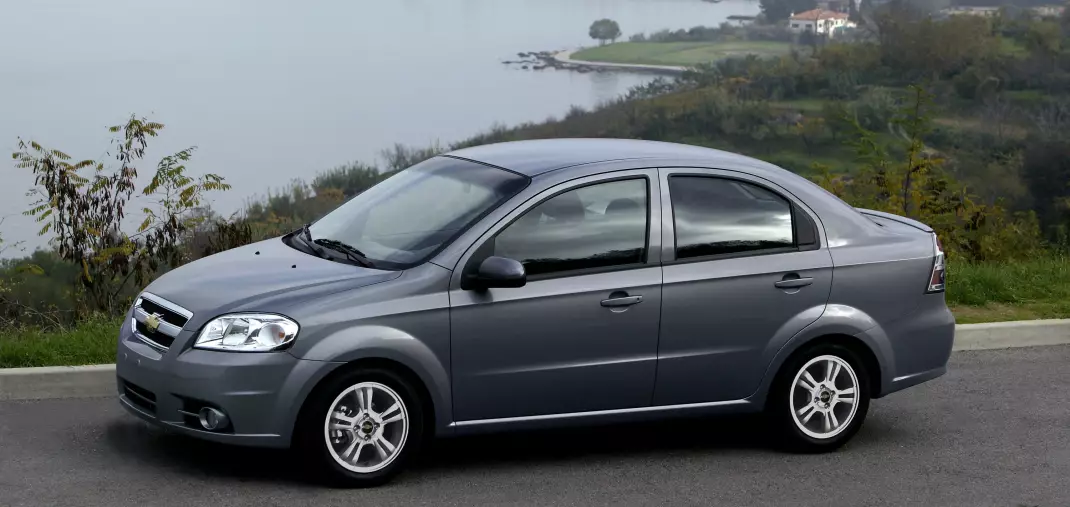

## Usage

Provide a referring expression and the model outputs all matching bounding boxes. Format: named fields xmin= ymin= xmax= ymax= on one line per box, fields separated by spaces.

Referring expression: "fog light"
xmin=198 ymin=407 xmax=229 ymax=431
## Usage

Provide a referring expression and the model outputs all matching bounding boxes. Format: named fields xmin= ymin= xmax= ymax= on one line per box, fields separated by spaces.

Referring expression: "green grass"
xmin=0 ymin=318 xmax=120 ymax=368
xmin=998 ymin=37 xmax=1029 ymax=58
xmin=948 ymin=255 xmax=1070 ymax=323
xmin=571 ymin=41 xmax=793 ymax=67
xmin=770 ymin=98 xmax=825 ymax=112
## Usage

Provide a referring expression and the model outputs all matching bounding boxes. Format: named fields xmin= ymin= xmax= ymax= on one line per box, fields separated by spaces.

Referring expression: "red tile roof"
xmin=791 ymin=9 xmax=850 ymax=20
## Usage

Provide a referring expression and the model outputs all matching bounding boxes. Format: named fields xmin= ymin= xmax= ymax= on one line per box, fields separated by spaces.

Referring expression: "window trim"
xmin=462 ymin=175 xmax=654 ymax=284
xmin=664 ymin=174 xmax=812 ymax=266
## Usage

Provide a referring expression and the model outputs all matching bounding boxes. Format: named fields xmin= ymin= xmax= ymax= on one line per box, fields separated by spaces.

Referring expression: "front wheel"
xmin=768 ymin=344 xmax=871 ymax=452
xmin=297 ymin=368 xmax=424 ymax=487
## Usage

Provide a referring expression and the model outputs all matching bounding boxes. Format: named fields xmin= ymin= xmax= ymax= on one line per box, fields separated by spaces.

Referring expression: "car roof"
xmin=445 ymin=138 xmax=765 ymax=177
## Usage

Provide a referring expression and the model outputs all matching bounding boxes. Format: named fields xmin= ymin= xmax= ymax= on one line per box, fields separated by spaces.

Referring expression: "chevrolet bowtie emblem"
xmin=145 ymin=313 xmax=161 ymax=333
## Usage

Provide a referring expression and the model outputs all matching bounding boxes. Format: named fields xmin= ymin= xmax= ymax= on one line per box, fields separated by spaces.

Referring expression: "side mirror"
xmin=465 ymin=256 xmax=526 ymax=290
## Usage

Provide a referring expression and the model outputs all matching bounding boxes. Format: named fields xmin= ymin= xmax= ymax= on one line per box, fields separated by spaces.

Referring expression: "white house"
xmin=788 ymin=9 xmax=855 ymax=38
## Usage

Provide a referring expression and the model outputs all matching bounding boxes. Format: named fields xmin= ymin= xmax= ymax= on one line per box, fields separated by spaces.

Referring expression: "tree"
xmin=14 ymin=116 xmax=231 ymax=315
xmin=589 ymin=19 xmax=622 ymax=45
xmin=760 ymin=0 xmax=817 ymax=23
xmin=1023 ymin=20 xmax=1062 ymax=70
xmin=813 ymin=86 xmax=1042 ymax=261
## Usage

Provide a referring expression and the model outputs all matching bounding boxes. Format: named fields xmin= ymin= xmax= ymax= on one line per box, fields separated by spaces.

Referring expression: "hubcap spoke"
xmin=364 ymin=387 xmax=375 ymax=414
xmin=332 ymin=412 xmax=357 ymax=425
xmin=354 ymin=390 xmax=366 ymax=414
xmin=373 ymin=438 xmax=389 ymax=460
xmin=829 ymin=361 xmax=842 ymax=385
xmin=341 ymin=439 xmax=361 ymax=460
xmin=382 ymin=411 xmax=404 ymax=425
xmin=829 ymin=409 xmax=840 ymax=429
xmin=822 ymin=411 xmax=832 ymax=432
xmin=377 ymin=435 xmax=396 ymax=455
xmin=802 ymin=371 xmax=820 ymax=391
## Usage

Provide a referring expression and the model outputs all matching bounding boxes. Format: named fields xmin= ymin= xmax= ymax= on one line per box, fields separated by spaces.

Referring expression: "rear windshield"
xmin=309 ymin=157 xmax=528 ymax=269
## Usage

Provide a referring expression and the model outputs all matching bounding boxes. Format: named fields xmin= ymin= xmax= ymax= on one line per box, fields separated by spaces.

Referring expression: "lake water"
xmin=1 ymin=0 xmax=758 ymax=252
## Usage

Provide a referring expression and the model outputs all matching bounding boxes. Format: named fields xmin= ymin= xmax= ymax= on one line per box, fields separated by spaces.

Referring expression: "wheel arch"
xmin=293 ymin=357 xmax=440 ymax=445
xmin=749 ymin=306 xmax=893 ymax=407
xmin=285 ymin=324 xmax=455 ymax=444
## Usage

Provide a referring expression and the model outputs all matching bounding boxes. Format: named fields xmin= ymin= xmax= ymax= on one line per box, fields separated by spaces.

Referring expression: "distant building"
xmin=938 ymin=4 xmax=1065 ymax=19
xmin=788 ymin=9 xmax=856 ymax=37
xmin=1031 ymin=4 xmax=1066 ymax=17
xmin=939 ymin=6 xmax=1001 ymax=17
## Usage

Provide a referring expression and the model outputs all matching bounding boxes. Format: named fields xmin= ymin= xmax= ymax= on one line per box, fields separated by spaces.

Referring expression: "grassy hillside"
xmin=571 ymin=41 xmax=793 ymax=66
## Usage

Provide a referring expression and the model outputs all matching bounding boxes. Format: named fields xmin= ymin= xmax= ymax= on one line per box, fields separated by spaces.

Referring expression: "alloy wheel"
xmin=789 ymin=355 xmax=859 ymax=440
xmin=323 ymin=381 xmax=409 ymax=473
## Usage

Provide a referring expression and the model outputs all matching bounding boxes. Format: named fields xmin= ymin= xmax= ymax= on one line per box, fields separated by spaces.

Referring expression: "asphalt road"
xmin=1 ymin=346 xmax=1068 ymax=507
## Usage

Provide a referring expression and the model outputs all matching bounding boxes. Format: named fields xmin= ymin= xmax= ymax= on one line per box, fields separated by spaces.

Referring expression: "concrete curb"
xmin=3 ymin=320 xmax=1070 ymax=401
xmin=0 ymin=364 xmax=116 ymax=401
xmin=953 ymin=318 xmax=1070 ymax=351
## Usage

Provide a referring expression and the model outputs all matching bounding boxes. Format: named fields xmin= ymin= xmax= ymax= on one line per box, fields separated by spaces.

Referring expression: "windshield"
xmin=307 ymin=157 xmax=528 ymax=269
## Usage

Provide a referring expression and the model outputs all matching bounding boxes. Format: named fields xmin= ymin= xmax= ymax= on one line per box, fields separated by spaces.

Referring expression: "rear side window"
xmin=668 ymin=176 xmax=794 ymax=259
xmin=492 ymin=178 xmax=649 ymax=277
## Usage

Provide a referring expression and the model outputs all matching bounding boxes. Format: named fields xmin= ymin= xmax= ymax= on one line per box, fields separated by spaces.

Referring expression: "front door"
xmin=652 ymin=170 xmax=834 ymax=405
xmin=450 ymin=172 xmax=662 ymax=422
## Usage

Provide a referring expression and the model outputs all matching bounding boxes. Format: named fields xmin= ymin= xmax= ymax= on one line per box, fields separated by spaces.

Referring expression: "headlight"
xmin=193 ymin=314 xmax=299 ymax=352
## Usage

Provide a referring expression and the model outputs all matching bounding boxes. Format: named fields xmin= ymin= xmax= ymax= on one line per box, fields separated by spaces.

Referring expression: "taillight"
xmin=927 ymin=234 xmax=945 ymax=293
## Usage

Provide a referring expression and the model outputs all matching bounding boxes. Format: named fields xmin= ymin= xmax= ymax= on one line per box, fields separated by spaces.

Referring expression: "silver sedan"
xmin=116 ymin=139 xmax=954 ymax=487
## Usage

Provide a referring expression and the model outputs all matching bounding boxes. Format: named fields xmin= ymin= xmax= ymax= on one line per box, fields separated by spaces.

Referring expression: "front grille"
xmin=131 ymin=293 xmax=193 ymax=351
xmin=135 ymin=320 xmax=176 ymax=348
xmin=139 ymin=298 xmax=189 ymax=328
xmin=121 ymin=379 xmax=157 ymax=414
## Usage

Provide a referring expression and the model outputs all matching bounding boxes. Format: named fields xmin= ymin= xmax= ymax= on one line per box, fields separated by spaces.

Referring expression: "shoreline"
xmin=552 ymin=48 xmax=689 ymax=75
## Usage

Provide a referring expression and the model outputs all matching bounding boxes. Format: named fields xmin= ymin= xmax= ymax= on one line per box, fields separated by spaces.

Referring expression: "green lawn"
xmin=0 ymin=318 xmax=120 ymax=368
xmin=946 ymin=255 xmax=1070 ymax=324
xmin=998 ymin=37 xmax=1029 ymax=58
xmin=571 ymin=41 xmax=793 ymax=67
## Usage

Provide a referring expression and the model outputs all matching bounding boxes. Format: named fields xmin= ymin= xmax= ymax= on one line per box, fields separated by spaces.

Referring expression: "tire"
xmin=296 ymin=367 xmax=425 ymax=487
xmin=767 ymin=343 xmax=871 ymax=453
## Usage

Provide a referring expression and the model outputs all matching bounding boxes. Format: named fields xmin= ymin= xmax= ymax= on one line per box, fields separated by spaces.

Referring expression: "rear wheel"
xmin=297 ymin=368 xmax=424 ymax=487
xmin=769 ymin=344 xmax=871 ymax=452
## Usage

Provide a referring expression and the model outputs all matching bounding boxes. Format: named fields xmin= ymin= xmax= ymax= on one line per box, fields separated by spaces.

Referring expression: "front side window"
xmin=669 ymin=176 xmax=794 ymax=260
xmin=309 ymin=157 xmax=528 ymax=269
xmin=492 ymin=178 xmax=649 ymax=277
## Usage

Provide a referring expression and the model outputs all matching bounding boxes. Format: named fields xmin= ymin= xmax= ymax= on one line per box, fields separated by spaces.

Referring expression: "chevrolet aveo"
xmin=116 ymin=139 xmax=954 ymax=487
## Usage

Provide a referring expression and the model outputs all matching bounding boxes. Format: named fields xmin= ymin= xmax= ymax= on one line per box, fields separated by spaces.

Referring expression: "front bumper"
xmin=115 ymin=318 xmax=337 ymax=448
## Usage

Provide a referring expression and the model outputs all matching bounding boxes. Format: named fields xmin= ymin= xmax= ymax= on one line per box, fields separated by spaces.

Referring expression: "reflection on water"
xmin=0 ymin=0 xmax=759 ymax=250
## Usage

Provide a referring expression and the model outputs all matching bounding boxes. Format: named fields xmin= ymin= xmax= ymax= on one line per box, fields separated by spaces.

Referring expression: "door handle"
xmin=774 ymin=277 xmax=814 ymax=289
xmin=601 ymin=295 xmax=643 ymax=307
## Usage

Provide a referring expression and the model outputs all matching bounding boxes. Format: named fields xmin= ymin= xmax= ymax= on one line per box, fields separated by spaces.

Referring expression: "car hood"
xmin=142 ymin=237 xmax=400 ymax=320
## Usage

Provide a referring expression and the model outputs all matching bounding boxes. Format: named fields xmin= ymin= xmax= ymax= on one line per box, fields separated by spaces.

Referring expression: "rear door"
xmin=653 ymin=168 xmax=834 ymax=405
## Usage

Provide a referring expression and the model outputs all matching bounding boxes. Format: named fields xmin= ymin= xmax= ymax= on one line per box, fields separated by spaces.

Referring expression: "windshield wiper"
xmin=291 ymin=223 xmax=328 ymax=258
xmin=313 ymin=238 xmax=376 ymax=268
